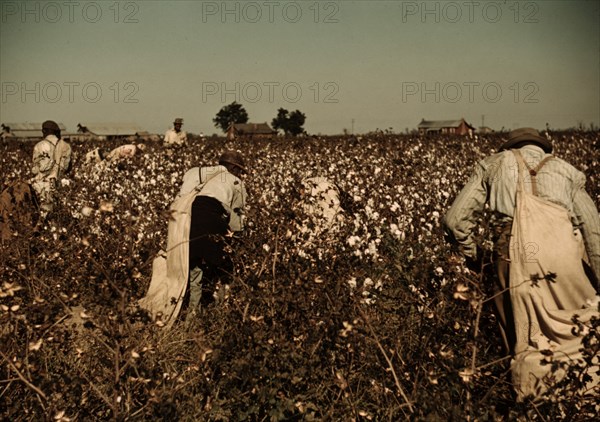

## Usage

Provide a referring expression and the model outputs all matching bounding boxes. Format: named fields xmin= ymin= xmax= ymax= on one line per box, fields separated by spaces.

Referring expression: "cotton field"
xmin=1 ymin=132 xmax=598 ymax=420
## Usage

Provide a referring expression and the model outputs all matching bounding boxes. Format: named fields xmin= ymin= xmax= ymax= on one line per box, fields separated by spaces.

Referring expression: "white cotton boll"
xmin=362 ymin=297 xmax=374 ymax=305
xmin=60 ymin=178 xmax=70 ymax=187
xmin=347 ymin=277 xmax=357 ymax=289
xmin=368 ymin=241 xmax=378 ymax=256
xmin=81 ymin=206 xmax=93 ymax=217
xmin=347 ymin=236 xmax=361 ymax=247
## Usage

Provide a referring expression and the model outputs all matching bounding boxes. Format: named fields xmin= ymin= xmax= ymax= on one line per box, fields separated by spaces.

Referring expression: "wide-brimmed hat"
xmin=219 ymin=150 xmax=247 ymax=173
xmin=42 ymin=120 xmax=60 ymax=132
xmin=174 ymin=118 xmax=183 ymax=125
xmin=499 ymin=127 xmax=552 ymax=153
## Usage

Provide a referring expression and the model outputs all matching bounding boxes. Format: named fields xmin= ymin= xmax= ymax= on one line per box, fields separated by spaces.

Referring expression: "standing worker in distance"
xmin=164 ymin=117 xmax=187 ymax=148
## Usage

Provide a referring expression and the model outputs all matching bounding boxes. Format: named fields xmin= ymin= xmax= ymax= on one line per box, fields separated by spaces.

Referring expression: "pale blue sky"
xmin=1 ymin=0 xmax=598 ymax=135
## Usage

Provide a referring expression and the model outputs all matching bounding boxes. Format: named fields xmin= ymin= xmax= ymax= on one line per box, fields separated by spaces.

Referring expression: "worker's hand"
xmin=464 ymin=254 xmax=484 ymax=274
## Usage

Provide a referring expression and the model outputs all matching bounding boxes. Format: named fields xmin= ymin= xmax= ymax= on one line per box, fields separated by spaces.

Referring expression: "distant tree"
xmin=272 ymin=108 xmax=306 ymax=136
xmin=213 ymin=102 xmax=249 ymax=133
xmin=271 ymin=108 xmax=288 ymax=134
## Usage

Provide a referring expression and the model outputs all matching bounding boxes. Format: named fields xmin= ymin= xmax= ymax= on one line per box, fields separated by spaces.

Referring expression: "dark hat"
xmin=500 ymin=127 xmax=552 ymax=153
xmin=219 ymin=150 xmax=246 ymax=173
xmin=174 ymin=118 xmax=183 ymax=125
xmin=42 ymin=120 xmax=60 ymax=132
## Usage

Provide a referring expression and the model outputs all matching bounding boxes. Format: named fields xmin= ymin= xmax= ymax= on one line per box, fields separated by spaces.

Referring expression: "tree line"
xmin=213 ymin=102 xmax=306 ymax=136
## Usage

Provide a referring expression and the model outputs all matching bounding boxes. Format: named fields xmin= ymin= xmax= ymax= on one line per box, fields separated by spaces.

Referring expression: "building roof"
xmin=230 ymin=122 xmax=276 ymax=135
xmin=417 ymin=118 xmax=473 ymax=129
xmin=6 ymin=130 xmax=42 ymax=138
xmin=77 ymin=122 xmax=143 ymax=136
xmin=2 ymin=122 xmax=67 ymax=132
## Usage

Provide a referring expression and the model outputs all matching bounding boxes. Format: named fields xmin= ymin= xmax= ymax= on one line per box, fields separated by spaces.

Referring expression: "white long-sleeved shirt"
xmin=444 ymin=145 xmax=600 ymax=278
xmin=164 ymin=129 xmax=187 ymax=146
xmin=179 ymin=165 xmax=247 ymax=231
xmin=31 ymin=134 xmax=72 ymax=181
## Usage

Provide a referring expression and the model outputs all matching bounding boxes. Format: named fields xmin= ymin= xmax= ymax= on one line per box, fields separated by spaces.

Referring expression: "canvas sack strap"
xmin=512 ymin=149 xmax=553 ymax=196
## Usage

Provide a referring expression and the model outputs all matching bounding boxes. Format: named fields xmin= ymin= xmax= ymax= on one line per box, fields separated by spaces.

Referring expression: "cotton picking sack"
xmin=138 ymin=190 xmax=197 ymax=329
xmin=509 ymin=150 xmax=599 ymax=400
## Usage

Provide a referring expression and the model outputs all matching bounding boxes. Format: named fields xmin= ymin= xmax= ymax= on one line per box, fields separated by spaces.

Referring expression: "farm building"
xmin=478 ymin=126 xmax=494 ymax=134
xmin=227 ymin=122 xmax=277 ymax=140
xmin=77 ymin=122 xmax=144 ymax=141
xmin=417 ymin=118 xmax=475 ymax=136
xmin=135 ymin=131 xmax=161 ymax=142
xmin=1 ymin=122 xmax=67 ymax=140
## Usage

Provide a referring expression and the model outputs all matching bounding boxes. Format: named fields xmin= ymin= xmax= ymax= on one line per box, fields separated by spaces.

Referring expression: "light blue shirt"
xmin=444 ymin=145 xmax=600 ymax=278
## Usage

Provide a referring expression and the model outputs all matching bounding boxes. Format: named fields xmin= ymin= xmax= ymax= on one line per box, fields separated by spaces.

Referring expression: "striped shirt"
xmin=444 ymin=145 xmax=600 ymax=278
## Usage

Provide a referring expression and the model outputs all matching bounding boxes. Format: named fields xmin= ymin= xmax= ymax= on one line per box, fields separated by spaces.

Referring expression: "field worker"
xmin=289 ymin=176 xmax=356 ymax=261
xmin=31 ymin=120 xmax=72 ymax=213
xmin=84 ymin=148 xmax=104 ymax=164
xmin=139 ymin=150 xmax=247 ymax=328
xmin=164 ymin=117 xmax=187 ymax=148
xmin=299 ymin=177 xmax=356 ymax=223
xmin=300 ymin=177 xmax=344 ymax=229
xmin=444 ymin=127 xmax=600 ymax=400
xmin=84 ymin=144 xmax=145 ymax=165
